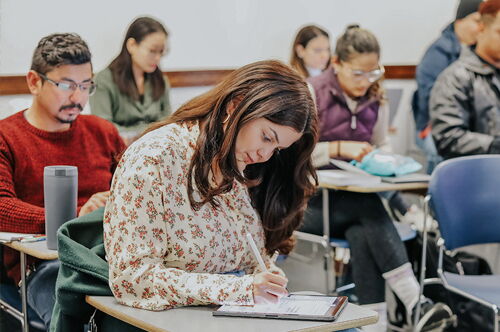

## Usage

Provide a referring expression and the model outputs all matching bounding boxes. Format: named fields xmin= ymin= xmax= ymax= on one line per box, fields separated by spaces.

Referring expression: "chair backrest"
xmin=429 ymin=155 xmax=500 ymax=250
xmin=386 ymin=87 xmax=404 ymax=125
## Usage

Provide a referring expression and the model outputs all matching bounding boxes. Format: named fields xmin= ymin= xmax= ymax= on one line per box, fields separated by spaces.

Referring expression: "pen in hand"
xmin=246 ymin=233 xmax=288 ymax=304
xmin=246 ymin=233 xmax=268 ymax=272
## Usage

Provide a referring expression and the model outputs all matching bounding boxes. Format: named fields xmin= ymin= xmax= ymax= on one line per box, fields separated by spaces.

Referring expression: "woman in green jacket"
xmin=91 ymin=16 xmax=172 ymax=145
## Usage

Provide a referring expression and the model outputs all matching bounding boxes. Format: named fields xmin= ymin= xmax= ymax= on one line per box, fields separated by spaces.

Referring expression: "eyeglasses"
xmin=147 ymin=48 xmax=167 ymax=58
xmin=38 ymin=73 xmax=97 ymax=95
xmin=342 ymin=63 xmax=385 ymax=83
xmin=140 ymin=45 xmax=168 ymax=58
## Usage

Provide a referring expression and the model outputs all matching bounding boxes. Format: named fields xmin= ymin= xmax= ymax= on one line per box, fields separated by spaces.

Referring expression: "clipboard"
xmin=213 ymin=294 xmax=348 ymax=322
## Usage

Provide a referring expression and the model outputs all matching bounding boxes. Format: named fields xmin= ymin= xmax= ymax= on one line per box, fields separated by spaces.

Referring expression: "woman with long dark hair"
xmin=91 ymin=16 xmax=171 ymax=144
xmin=104 ymin=60 xmax=318 ymax=309
xmin=290 ymin=25 xmax=331 ymax=79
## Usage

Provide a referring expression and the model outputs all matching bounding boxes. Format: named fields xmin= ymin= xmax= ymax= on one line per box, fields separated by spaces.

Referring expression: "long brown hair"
xmin=335 ymin=24 xmax=385 ymax=100
xmin=143 ymin=60 xmax=318 ymax=254
xmin=290 ymin=25 xmax=331 ymax=79
xmin=109 ymin=16 xmax=168 ymax=101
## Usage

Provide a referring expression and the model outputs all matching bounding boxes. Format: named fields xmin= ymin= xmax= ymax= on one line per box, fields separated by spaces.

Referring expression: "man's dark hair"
xmin=30 ymin=33 xmax=92 ymax=74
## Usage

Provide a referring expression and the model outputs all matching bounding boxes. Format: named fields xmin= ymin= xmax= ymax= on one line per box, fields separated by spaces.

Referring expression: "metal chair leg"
xmin=20 ymin=252 xmax=28 ymax=332
xmin=414 ymin=195 xmax=431 ymax=329
xmin=493 ymin=305 xmax=499 ymax=332
xmin=321 ymin=188 xmax=336 ymax=294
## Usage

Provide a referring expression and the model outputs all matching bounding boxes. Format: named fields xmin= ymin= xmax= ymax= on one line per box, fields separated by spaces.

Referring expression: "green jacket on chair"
xmin=50 ymin=207 xmax=142 ymax=332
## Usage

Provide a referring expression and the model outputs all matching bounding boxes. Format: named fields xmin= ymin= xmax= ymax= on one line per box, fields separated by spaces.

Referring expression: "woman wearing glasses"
xmin=90 ymin=16 xmax=172 ymax=145
xmin=304 ymin=25 xmax=440 ymax=331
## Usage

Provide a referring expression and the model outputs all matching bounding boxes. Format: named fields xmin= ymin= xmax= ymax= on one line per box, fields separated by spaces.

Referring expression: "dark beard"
xmin=56 ymin=116 xmax=76 ymax=124
xmin=57 ymin=103 xmax=83 ymax=124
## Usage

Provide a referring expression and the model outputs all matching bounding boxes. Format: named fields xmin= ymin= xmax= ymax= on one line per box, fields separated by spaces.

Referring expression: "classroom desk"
xmin=1 ymin=240 xmax=58 ymax=332
xmin=294 ymin=173 xmax=429 ymax=293
xmin=318 ymin=180 xmax=428 ymax=193
xmin=86 ymin=295 xmax=378 ymax=332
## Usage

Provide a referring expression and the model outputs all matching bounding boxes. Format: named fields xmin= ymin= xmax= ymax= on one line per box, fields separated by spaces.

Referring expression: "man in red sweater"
xmin=0 ymin=33 xmax=125 ymax=329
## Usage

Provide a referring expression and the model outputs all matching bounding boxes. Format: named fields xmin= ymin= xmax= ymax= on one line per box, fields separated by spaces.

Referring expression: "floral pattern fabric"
xmin=104 ymin=121 xmax=282 ymax=310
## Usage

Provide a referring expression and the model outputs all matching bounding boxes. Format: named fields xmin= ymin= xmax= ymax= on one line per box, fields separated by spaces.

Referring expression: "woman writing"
xmin=91 ymin=16 xmax=172 ymax=144
xmin=104 ymin=60 xmax=318 ymax=309
xmin=305 ymin=25 xmax=444 ymax=330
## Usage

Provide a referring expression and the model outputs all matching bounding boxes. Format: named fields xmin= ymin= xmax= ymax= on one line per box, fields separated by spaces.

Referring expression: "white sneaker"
xmin=400 ymin=205 xmax=437 ymax=232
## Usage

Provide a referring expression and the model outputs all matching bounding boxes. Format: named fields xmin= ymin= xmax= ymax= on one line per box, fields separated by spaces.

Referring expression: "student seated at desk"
xmin=104 ymin=60 xmax=318 ymax=309
xmin=90 ymin=16 xmax=172 ymax=145
xmin=412 ymin=0 xmax=482 ymax=173
xmin=0 ymin=33 xmax=125 ymax=329
xmin=430 ymin=0 xmax=500 ymax=160
xmin=290 ymin=24 xmax=331 ymax=79
xmin=304 ymin=25 xmax=446 ymax=331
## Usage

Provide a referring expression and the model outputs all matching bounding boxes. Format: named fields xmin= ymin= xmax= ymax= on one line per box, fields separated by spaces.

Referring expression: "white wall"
xmin=0 ymin=86 xmax=211 ymax=120
xmin=0 ymin=0 xmax=456 ymax=75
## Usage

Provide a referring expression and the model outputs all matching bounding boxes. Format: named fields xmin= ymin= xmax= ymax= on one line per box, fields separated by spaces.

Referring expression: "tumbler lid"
xmin=44 ymin=165 xmax=78 ymax=177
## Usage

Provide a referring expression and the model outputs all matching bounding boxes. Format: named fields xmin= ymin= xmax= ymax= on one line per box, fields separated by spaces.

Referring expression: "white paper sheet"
xmin=0 ymin=232 xmax=40 ymax=242
xmin=218 ymin=295 xmax=337 ymax=316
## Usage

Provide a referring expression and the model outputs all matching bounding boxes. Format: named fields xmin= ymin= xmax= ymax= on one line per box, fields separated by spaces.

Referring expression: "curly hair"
xmin=30 ymin=33 xmax=91 ymax=74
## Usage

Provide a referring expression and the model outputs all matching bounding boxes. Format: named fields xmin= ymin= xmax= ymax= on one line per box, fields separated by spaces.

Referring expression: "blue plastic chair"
xmin=416 ymin=155 xmax=500 ymax=331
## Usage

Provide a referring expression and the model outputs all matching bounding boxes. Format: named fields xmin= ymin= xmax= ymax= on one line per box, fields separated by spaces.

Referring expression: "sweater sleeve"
xmin=371 ymin=103 xmax=392 ymax=152
xmin=104 ymin=136 xmax=254 ymax=310
xmin=108 ymin=125 xmax=126 ymax=175
xmin=90 ymin=70 xmax=132 ymax=133
xmin=312 ymin=142 xmax=331 ymax=168
xmin=430 ymin=65 xmax=493 ymax=158
xmin=414 ymin=41 xmax=458 ymax=131
xmin=0 ymin=138 xmax=45 ymax=233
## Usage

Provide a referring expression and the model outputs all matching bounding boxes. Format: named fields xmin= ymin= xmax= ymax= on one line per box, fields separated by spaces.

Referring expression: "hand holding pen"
xmin=246 ymin=233 xmax=288 ymax=305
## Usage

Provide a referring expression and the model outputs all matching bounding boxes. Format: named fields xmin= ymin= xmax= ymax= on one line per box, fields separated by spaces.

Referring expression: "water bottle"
xmin=44 ymin=166 xmax=78 ymax=250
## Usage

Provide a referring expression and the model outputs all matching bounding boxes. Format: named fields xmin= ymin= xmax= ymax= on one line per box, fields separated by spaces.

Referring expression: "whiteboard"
xmin=0 ymin=0 xmax=456 ymax=75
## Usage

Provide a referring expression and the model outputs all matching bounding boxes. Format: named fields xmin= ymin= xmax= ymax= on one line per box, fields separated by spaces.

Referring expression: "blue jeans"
xmin=221 ymin=270 xmax=246 ymax=277
xmin=415 ymin=133 xmax=442 ymax=174
xmin=26 ymin=259 xmax=60 ymax=329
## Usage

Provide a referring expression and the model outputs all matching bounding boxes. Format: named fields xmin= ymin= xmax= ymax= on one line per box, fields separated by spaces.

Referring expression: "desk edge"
xmin=3 ymin=242 xmax=58 ymax=260
xmin=86 ymin=295 xmax=168 ymax=332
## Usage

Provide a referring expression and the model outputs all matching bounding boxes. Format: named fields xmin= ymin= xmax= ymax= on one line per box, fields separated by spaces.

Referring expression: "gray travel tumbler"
xmin=44 ymin=166 xmax=78 ymax=250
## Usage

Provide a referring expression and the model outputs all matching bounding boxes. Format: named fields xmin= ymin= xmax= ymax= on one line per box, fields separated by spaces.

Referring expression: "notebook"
xmin=317 ymin=170 xmax=381 ymax=187
xmin=213 ymin=294 xmax=348 ymax=321
xmin=317 ymin=159 xmax=381 ymax=186
xmin=329 ymin=159 xmax=429 ymax=184
xmin=0 ymin=232 xmax=40 ymax=243
xmin=380 ymin=173 xmax=431 ymax=184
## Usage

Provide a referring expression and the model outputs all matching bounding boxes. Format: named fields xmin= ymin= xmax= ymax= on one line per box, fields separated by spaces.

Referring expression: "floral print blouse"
xmin=104 ymin=121 xmax=282 ymax=310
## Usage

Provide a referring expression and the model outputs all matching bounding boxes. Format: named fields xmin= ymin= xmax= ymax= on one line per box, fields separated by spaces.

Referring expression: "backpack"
xmin=402 ymin=230 xmax=494 ymax=331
